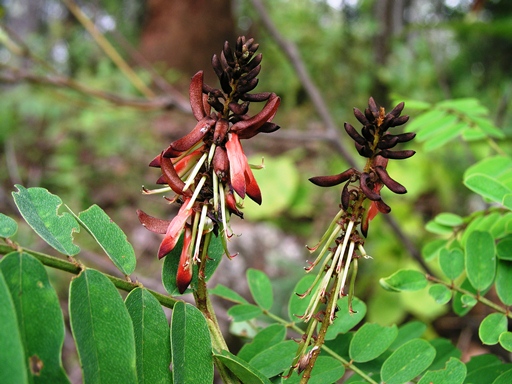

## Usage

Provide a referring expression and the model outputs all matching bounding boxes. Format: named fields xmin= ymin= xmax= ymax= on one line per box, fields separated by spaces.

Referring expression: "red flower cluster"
xmin=137 ymin=37 xmax=280 ymax=293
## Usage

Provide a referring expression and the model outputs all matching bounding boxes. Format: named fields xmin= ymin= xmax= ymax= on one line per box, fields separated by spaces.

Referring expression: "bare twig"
xmin=0 ymin=67 xmax=190 ymax=112
xmin=250 ymin=0 xmax=356 ymax=168
xmin=250 ymin=0 xmax=431 ymax=275
xmin=61 ymin=0 xmax=155 ymax=99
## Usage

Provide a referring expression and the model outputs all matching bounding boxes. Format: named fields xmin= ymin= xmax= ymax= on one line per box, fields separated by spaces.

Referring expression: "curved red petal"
xmin=244 ymin=165 xmax=262 ymax=205
xmin=157 ymin=199 xmax=192 ymax=258
xmin=176 ymin=226 xmax=193 ymax=293
xmin=137 ymin=210 xmax=171 ymax=234
xmin=190 ymin=71 xmax=206 ymax=121
xmin=170 ymin=117 xmax=214 ymax=152
xmin=231 ymin=94 xmax=280 ymax=135
xmin=226 ymin=133 xmax=247 ymax=198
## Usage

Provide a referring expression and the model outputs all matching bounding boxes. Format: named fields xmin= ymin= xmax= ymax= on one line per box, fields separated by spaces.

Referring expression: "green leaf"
xmin=170 ymin=302 xmax=213 ymax=383
xmin=490 ymin=214 xmax=512 ymax=239
xmin=210 ymin=284 xmax=249 ymax=304
xmin=0 ymin=267 xmax=28 ymax=384
xmin=74 ymin=205 xmax=136 ymax=275
xmin=389 ymin=321 xmax=427 ymax=350
xmin=227 ymin=304 xmax=263 ymax=322
xmin=249 ymin=340 xmax=297 ymax=378
xmin=465 ymin=231 xmax=496 ymax=291
xmin=379 ymin=269 xmax=428 ymax=292
xmin=497 ymin=236 xmax=512 ymax=260
xmin=69 ymin=269 xmax=137 ymax=384
xmin=437 ymin=98 xmax=488 ymax=116
xmin=0 ymin=252 xmax=69 ymax=383
xmin=214 ymin=350 xmax=271 ymax=384
xmin=422 ymin=239 xmax=448 ymax=261
xmin=425 ymin=220 xmax=454 ymax=235
xmin=496 ymin=260 xmax=512 ymax=305
xmin=238 ymin=324 xmax=286 ymax=362
xmin=324 ymin=296 xmax=366 ymax=340
xmin=435 ymin=213 xmax=464 ymax=227
xmin=283 ymin=356 xmax=345 ymax=384
xmin=499 ymin=332 xmax=512 ymax=353
xmin=125 ymin=288 xmax=171 ymax=384
xmin=439 ymin=248 xmax=465 ymax=281
xmin=423 ymin=121 xmax=466 ymax=151
xmin=493 ymin=368 xmax=512 ymax=384
xmin=479 ymin=313 xmax=507 ymax=346
xmin=288 ymin=274 xmax=317 ymax=322
xmin=429 ymin=338 xmax=462 ymax=371
xmin=429 ymin=284 xmax=452 ymax=305
xmin=162 ymin=234 xmax=223 ymax=295
xmin=407 ymin=110 xmax=448 ymax=136
xmin=452 ymin=278 xmax=479 ymax=316
xmin=465 ymin=360 xmax=512 ymax=384
xmin=468 ymin=116 xmax=505 ymax=138
xmin=247 ymin=269 xmax=273 ymax=310
xmin=464 ymin=174 xmax=512 ymax=206
xmin=399 ymin=99 xmax=431 ymax=110
xmin=349 ymin=323 xmax=398 ymax=363
xmin=381 ymin=339 xmax=436 ymax=384
xmin=0 ymin=213 xmax=18 ymax=238
xmin=12 ymin=185 xmax=80 ymax=255
xmin=416 ymin=114 xmax=459 ymax=142
xmin=417 ymin=357 xmax=466 ymax=384
xmin=460 ymin=294 xmax=477 ymax=308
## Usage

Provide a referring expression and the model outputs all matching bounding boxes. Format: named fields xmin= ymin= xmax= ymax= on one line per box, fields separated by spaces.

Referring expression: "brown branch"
xmin=250 ymin=0 xmax=431 ymax=275
xmin=0 ymin=67 xmax=190 ymax=112
xmin=250 ymin=0 xmax=356 ymax=168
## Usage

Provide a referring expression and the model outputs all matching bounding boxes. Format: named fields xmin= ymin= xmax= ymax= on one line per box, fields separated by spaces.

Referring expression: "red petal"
xmin=190 ymin=71 xmax=206 ymax=121
xmin=170 ymin=117 xmax=214 ymax=152
xmin=244 ymin=165 xmax=262 ymax=205
xmin=231 ymin=94 xmax=280 ymax=136
xmin=173 ymin=149 xmax=204 ymax=176
xmin=176 ymin=226 xmax=193 ymax=293
xmin=160 ymin=156 xmax=191 ymax=196
xmin=368 ymin=201 xmax=379 ymax=221
xmin=157 ymin=199 xmax=192 ymax=259
xmin=226 ymin=133 xmax=247 ymax=198
xmin=137 ymin=210 xmax=171 ymax=234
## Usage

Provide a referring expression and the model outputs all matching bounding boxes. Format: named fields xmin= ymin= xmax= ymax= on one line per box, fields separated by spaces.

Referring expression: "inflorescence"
xmin=137 ymin=36 xmax=280 ymax=293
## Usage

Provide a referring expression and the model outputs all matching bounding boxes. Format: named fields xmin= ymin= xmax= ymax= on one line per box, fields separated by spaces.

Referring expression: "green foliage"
xmin=170 ymin=302 xmax=214 ymax=383
xmin=69 ymin=269 xmax=137 ymax=384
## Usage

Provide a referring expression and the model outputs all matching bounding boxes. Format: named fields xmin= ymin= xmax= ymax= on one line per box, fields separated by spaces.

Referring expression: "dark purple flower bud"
xmin=213 ymin=118 xmax=229 ymax=145
xmin=211 ymin=54 xmax=223 ymax=78
xmin=389 ymin=102 xmax=405 ymax=117
xmin=237 ymin=77 xmax=259 ymax=94
xmin=360 ymin=172 xmax=381 ymax=201
xmin=309 ymin=168 xmax=357 ymax=187
xmin=353 ymin=108 xmax=369 ymax=125
xmin=395 ymin=132 xmax=416 ymax=143
xmin=344 ymin=123 xmax=367 ymax=145
xmin=241 ymin=92 xmax=271 ymax=102
xmin=368 ymin=97 xmax=379 ymax=117
xmin=376 ymin=199 xmax=391 ymax=214
xmin=228 ymin=101 xmax=250 ymax=116
xmin=389 ymin=115 xmax=409 ymax=127
xmin=377 ymin=135 xmax=399 ymax=149
xmin=374 ymin=166 xmax=407 ymax=194
xmin=341 ymin=181 xmax=351 ymax=210
xmin=379 ymin=149 xmax=416 ymax=160
xmin=355 ymin=142 xmax=373 ymax=158
xmin=246 ymin=53 xmax=263 ymax=70
xmin=361 ymin=125 xmax=375 ymax=142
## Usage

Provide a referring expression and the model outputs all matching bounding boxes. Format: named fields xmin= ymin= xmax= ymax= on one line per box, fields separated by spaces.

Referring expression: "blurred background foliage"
xmin=1 ymin=0 xmax=511 ymax=371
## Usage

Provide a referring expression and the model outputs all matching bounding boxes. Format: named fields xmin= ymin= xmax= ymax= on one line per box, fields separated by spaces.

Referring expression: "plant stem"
xmin=427 ymin=274 xmax=512 ymax=318
xmin=192 ymin=234 xmax=240 ymax=384
xmin=0 ymin=244 xmax=179 ymax=309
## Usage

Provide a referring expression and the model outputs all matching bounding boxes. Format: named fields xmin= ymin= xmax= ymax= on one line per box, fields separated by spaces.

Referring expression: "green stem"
xmin=427 ymin=274 xmax=512 ymax=318
xmin=233 ymin=299 xmax=378 ymax=383
xmin=0 ymin=244 xmax=179 ymax=309
xmin=192 ymin=234 xmax=240 ymax=384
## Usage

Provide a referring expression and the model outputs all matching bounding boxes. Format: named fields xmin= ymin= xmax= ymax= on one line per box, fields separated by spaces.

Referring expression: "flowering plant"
xmin=137 ymin=36 xmax=280 ymax=293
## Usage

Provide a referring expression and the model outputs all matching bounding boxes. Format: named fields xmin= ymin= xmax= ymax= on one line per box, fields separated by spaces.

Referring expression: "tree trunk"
xmin=139 ymin=0 xmax=236 ymax=86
